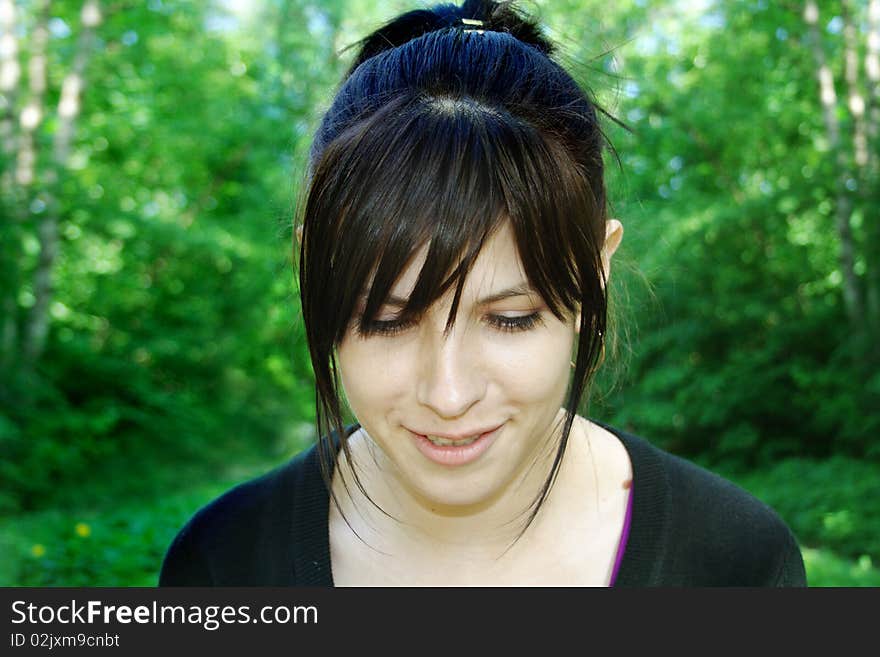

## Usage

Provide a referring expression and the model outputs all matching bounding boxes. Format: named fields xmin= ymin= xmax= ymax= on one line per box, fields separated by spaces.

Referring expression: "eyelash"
xmin=356 ymin=312 xmax=544 ymax=337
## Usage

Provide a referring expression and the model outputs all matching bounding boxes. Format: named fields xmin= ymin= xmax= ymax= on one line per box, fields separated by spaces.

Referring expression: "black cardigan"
xmin=159 ymin=425 xmax=807 ymax=587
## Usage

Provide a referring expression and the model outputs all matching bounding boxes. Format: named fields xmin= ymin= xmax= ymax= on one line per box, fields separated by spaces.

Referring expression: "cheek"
xmin=337 ymin=338 xmax=409 ymax=415
xmin=486 ymin=329 xmax=573 ymax=401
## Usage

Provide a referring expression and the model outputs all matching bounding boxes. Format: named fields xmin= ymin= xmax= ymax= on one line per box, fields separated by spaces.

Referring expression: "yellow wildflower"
xmin=75 ymin=523 xmax=91 ymax=538
xmin=31 ymin=544 xmax=46 ymax=558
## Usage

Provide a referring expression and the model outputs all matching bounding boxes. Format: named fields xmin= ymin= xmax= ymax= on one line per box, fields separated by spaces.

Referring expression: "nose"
xmin=415 ymin=327 xmax=486 ymax=419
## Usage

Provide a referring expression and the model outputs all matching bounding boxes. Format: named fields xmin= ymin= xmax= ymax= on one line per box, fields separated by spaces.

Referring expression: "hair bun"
xmin=344 ymin=0 xmax=554 ymax=76
xmin=464 ymin=0 xmax=554 ymax=54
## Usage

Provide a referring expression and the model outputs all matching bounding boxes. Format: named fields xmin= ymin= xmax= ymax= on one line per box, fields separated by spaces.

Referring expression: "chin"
xmin=407 ymin=470 xmax=509 ymax=512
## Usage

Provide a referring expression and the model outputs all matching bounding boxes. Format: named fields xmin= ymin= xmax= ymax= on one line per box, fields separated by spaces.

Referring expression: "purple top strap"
xmin=609 ymin=483 xmax=633 ymax=586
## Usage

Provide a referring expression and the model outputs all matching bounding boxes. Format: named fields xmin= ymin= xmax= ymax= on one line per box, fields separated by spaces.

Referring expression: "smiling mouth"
xmin=410 ymin=423 xmax=503 ymax=446
xmin=423 ymin=434 xmax=482 ymax=447
xmin=409 ymin=425 xmax=504 ymax=466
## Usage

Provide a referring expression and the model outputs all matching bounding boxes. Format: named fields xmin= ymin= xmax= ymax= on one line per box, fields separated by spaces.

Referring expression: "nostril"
xmin=416 ymin=364 xmax=486 ymax=419
xmin=415 ymin=325 xmax=488 ymax=418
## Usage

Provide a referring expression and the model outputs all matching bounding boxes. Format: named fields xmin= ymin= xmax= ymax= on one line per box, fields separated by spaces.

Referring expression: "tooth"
xmin=426 ymin=434 xmax=480 ymax=446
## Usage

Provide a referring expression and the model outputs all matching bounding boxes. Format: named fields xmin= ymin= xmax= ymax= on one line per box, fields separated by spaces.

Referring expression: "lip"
xmin=409 ymin=423 xmax=504 ymax=467
xmin=409 ymin=425 xmax=503 ymax=441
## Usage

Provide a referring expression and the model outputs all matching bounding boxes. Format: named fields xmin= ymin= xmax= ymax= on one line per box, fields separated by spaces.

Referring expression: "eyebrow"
xmin=375 ymin=283 xmax=538 ymax=308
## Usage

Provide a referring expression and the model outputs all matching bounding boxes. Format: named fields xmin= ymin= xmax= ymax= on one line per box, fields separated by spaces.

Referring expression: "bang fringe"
xmin=315 ymin=94 xmax=600 ymax=338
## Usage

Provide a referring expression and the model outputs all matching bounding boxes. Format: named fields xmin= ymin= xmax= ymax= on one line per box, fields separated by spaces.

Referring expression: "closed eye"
xmin=356 ymin=316 xmax=417 ymax=337
xmin=356 ymin=312 xmax=544 ymax=337
xmin=486 ymin=312 xmax=544 ymax=333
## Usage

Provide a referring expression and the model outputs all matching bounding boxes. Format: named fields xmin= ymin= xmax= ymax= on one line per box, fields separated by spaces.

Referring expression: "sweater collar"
xmin=598 ymin=425 xmax=671 ymax=587
xmin=291 ymin=422 xmax=670 ymax=586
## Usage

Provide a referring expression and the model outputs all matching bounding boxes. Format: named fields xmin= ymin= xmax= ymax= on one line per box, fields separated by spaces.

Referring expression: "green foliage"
xmin=801 ymin=548 xmax=880 ymax=587
xmin=2 ymin=0 xmax=878 ymax=586
xmin=591 ymin=0 xmax=880 ymax=468
xmin=10 ymin=506 xmax=188 ymax=587
xmin=2 ymin=468 xmax=268 ymax=586
xmin=1 ymin=0 xmax=319 ymax=512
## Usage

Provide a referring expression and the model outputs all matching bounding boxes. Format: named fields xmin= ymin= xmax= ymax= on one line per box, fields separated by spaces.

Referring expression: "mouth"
xmin=408 ymin=424 xmax=504 ymax=467
xmin=422 ymin=433 xmax=484 ymax=447
xmin=411 ymin=424 xmax=503 ymax=445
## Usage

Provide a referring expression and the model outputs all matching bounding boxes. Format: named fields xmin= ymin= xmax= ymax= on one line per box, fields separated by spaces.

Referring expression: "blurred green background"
xmin=1 ymin=0 xmax=878 ymax=586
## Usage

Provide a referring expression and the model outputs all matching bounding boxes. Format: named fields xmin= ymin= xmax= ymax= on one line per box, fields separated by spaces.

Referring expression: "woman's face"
xmin=336 ymin=221 xmax=576 ymax=511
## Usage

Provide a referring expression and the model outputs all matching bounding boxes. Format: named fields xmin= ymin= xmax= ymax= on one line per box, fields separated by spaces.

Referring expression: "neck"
xmin=331 ymin=412 xmax=594 ymax=560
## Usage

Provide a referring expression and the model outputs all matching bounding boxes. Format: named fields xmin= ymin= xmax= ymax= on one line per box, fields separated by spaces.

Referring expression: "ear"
xmin=601 ymin=219 xmax=624 ymax=285
xmin=574 ymin=219 xmax=624 ymax=335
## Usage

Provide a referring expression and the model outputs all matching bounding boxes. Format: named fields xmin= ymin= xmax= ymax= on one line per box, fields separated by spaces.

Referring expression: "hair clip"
xmin=460 ymin=18 xmax=485 ymax=33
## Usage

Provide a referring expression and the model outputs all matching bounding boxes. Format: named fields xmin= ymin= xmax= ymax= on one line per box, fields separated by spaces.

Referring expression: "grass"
xmin=0 ymin=458 xmax=279 ymax=587
xmin=801 ymin=548 xmax=880 ymax=586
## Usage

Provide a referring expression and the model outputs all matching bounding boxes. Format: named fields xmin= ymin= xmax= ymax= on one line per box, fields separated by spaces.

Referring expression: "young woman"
xmin=159 ymin=0 xmax=806 ymax=587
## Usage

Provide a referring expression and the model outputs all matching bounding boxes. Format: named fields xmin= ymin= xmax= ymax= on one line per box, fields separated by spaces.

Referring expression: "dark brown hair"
xmin=297 ymin=0 xmax=612 ymax=538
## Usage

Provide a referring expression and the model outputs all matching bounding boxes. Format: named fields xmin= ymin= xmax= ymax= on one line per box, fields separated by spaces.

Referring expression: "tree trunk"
xmin=22 ymin=0 xmax=102 ymax=369
xmin=867 ymin=0 xmax=880 ymax=156
xmin=865 ymin=0 xmax=880 ymax=335
xmin=0 ymin=0 xmax=21 ymax=191
xmin=803 ymin=0 xmax=864 ymax=330
xmin=2 ymin=1 xmax=51 ymax=375
xmin=15 ymin=0 xmax=51 ymax=191
xmin=842 ymin=0 xmax=868 ymax=169
xmin=0 ymin=0 xmax=21 ymax=373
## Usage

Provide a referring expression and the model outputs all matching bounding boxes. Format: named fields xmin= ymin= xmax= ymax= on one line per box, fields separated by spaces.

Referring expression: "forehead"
xmin=388 ymin=222 xmax=527 ymax=298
